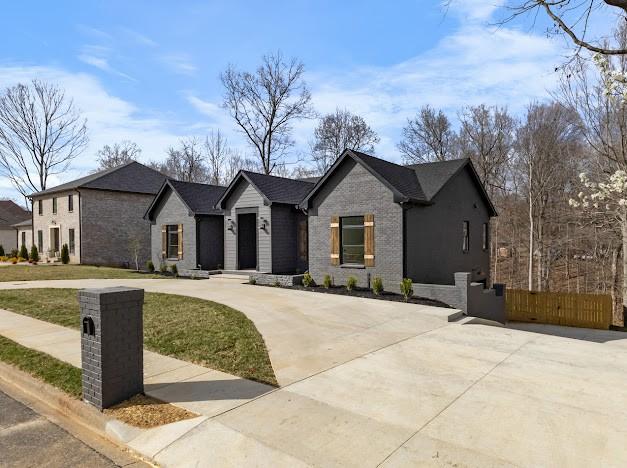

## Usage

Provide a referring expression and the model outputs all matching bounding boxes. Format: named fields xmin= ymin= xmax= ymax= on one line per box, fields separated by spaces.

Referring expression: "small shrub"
xmin=170 ymin=264 xmax=178 ymax=277
xmin=159 ymin=262 xmax=168 ymax=273
xmin=249 ymin=277 xmax=257 ymax=285
xmin=19 ymin=244 xmax=28 ymax=260
xmin=146 ymin=260 xmax=155 ymax=272
xmin=400 ymin=278 xmax=413 ymax=302
xmin=323 ymin=274 xmax=332 ymax=289
xmin=60 ymin=244 xmax=70 ymax=264
xmin=273 ymin=279 xmax=281 ymax=287
xmin=9 ymin=249 xmax=18 ymax=259
xmin=302 ymin=271 xmax=313 ymax=287
xmin=17 ymin=257 xmax=26 ymax=262
xmin=372 ymin=277 xmax=384 ymax=296
xmin=29 ymin=245 xmax=39 ymax=263
xmin=346 ymin=276 xmax=357 ymax=291
xmin=0 ymin=245 xmax=4 ymax=256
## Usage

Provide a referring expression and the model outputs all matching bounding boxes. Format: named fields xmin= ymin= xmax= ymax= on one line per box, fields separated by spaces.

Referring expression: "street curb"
xmin=0 ymin=360 xmax=153 ymax=467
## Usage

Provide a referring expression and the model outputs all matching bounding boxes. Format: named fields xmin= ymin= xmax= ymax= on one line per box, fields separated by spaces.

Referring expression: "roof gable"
xmin=145 ymin=179 xmax=226 ymax=220
xmin=217 ymin=170 xmax=315 ymax=208
xmin=31 ymin=161 xmax=167 ymax=198
xmin=0 ymin=200 xmax=30 ymax=227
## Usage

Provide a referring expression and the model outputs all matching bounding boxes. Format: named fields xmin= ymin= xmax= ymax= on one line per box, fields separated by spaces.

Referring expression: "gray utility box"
xmin=78 ymin=287 xmax=144 ymax=410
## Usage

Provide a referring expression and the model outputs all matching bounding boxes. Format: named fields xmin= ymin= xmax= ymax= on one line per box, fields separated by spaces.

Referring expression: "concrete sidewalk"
xmin=0 ymin=308 xmax=273 ymax=419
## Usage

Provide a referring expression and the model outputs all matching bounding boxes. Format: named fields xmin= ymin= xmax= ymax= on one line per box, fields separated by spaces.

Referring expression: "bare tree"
xmin=311 ymin=108 xmax=379 ymax=173
xmin=95 ymin=141 xmax=141 ymax=170
xmin=221 ymin=51 xmax=314 ymax=174
xmin=398 ymin=105 xmax=455 ymax=163
xmin=160 ymin=137 xmax=208 ymax=182
xmin=0 ymin=80 xmax=87 ymax=202
xmin=204 ymin=130 xmax=230 ymax=185
xmin=458 ymin=104 xmax=516 ymax=198
xmin=224 ymin=152 xmax=259 ymax=182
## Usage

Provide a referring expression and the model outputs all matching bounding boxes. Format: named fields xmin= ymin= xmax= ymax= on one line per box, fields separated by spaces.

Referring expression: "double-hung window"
xmin=462 ymin=221 xmax=470 ymax=253
xmin=37 ymin=231 xmax=43 ymax=252
xmin=21 ymin=232 xmax=26 ymax=247
xmin=68 ymin=194 xmax=74 ymax=212
xmin=341 ymin=216 xmax=364 ymax=265
xmin=38 ymin=200 xmax=43 ymax=215
xmin=167 ymin=225 xmax=179 ymax=259
xmin=52 ymin=197 xmax=57 ymax=214
xmin=69 ymin=228 xmax=75 ymax=254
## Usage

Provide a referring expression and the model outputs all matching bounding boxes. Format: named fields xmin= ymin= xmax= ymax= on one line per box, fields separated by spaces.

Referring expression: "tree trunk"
xmin=611 ymin=244 xmax=622 ymax=326
xmin=528 ymin=197 xmax=534 ymax=291
xmin=622 ymin=218 xmax=627 ymax=326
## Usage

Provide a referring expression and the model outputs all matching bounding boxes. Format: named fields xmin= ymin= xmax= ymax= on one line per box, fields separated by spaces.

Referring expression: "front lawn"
xmin=0 ymin=334 xmax=82 ymax=397
xmin=0 ymin=288 xmax=277 ymax=386
xmin=0 ymin=264 xmax=161 ymax=282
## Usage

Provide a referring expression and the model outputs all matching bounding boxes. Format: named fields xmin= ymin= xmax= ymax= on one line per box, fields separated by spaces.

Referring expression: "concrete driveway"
xmin=1 ymin=276 xmax=626 ymax=466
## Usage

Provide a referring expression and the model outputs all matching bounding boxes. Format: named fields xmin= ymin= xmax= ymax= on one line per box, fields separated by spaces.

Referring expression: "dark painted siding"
xmin=271 ymin=204 xmax=303 ymax=274
xmin=405 ymin=165 xmax=491 ymax=285
xmin=197 ymin=215 xmax=224 ymax=270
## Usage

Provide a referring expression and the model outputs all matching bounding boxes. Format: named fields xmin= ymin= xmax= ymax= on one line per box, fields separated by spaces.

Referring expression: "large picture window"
xmin=167 ymin=225 xmax=179 ymax=259
xmin=341 ymin=216 xmax=364 ymax=264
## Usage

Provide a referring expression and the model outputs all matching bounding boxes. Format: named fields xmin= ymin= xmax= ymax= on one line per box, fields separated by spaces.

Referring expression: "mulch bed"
xmin=104 ymin=394 xmax=198 ymax=428
xmin=255 ymin=283 xmax=452 ymax=308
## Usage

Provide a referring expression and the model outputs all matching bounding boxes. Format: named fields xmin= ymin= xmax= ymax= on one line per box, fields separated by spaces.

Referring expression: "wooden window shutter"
xmin=364 ymin=214 xmax=375 ymax=267
xmin=177 ymin=224 xmax=183 ymax=259
xmin=330 ymin=216 xmax=340 ymax=266
xmin=161 ymin=225 xmax=167 ymax=258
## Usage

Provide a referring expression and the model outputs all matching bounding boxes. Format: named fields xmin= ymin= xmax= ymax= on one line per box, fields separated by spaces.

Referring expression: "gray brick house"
xmin=145 ymin=179 xmax=226 ymax=272
xmin=29 ymin=162 xmax=166 ymax=266
xmin=216 ymin=171 xmax=315 ymax=273
xmin=0 ymin=200 xmax=30 ymax=252
xmin=300 ymin=149 xmax=498 ymax=294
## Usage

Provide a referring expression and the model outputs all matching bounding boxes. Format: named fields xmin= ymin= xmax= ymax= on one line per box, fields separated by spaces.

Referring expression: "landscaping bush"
xmin=400 ymin=278 xmax=413 ymax=302
xmin=170 ymin=264 xmax=178 ymax=277
xmin=273 ymin=279 xmax=281 ymax=287
xmin=0 ymin=245 xmax=4 ymax=257
xmin=302 ymin=271 xmax=313 ymax=287
xmin=146 ymin=260 xmax=155 ymax=272
xmin=29 ymin=245 xmax=39 ymax=263
xmin=160 ymin=262 xmax=168 ymax=274
xmin=323 ymin=274 xmax=332 ymax=289
xmin=346 ymin=276 xmax=357 ymax=291
xmin=372 ymin=276 xmax=384 ymax=296
xmin=60 ymin=244 xmax=70 ymax=264
xmin=249 ymin=277 xmax=257 ymax=285
xmin=19 ymin=244 xmax=28 ymax=261
xmin=9 ymin=249 xmax=18 ymax=259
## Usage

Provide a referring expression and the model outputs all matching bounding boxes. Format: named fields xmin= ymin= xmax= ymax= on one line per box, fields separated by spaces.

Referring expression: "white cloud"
xmin=78 ymin=44 xmax=137 ymax=81
xmin=160 ymin=54 xmax=197 ymax=75
xmin=444 ymin=0 xmax=506 ymax=21
xmin=0 ymin=65 xmax=187 ymax=199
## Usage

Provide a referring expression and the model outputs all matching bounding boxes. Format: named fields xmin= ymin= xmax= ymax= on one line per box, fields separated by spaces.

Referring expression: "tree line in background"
xmin=1 ymin=11 xmax=627 ymax=323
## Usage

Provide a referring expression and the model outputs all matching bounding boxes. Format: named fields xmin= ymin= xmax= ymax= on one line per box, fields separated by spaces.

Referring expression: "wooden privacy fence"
xmin=506 ymin=289 xmax=612 ymax=330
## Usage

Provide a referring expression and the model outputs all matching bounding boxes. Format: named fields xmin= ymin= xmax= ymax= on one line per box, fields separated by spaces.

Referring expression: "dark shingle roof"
xmin=240 ymin=171 xmax=316 ymax=205
xmin=168 ymin=180 xmax=226 ymax=215
xmin=0 ymin=200 xmax=30 ymax=228
xmin=405 ymin=158 xmax=469 ymax=200
xmin=30 ymin=161 xmax=167 ymax=197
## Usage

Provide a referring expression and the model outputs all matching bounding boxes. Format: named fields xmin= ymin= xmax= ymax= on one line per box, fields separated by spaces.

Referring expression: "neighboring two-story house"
xmin=29 ymin=162 xmax=166 ymax=266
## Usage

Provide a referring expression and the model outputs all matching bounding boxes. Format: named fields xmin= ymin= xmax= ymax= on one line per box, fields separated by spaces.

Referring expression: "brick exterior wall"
xmin=79 ymin=287 xmax=144 ymax=410
xmin=80 ymin=189 xmax=154 ymax=267
xmin=149 ymin=187 xmax=197 ymax=271
xmin=31 ymin=190 xmax=81 ymax=263
xmin=308 ymin=158 xmax=404 ymax=293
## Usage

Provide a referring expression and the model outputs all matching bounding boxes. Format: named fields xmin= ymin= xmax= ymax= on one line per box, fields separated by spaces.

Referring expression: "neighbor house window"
xmin=167 ymin=225 xmax=179 ymax=259
xmin=21 ymin=232 xmax=26 ymax=246
xmin=69 ymin=228 xmax=75 ymax=254
xmin=68 ymin=194 xmax=74 ymax=212
xmin=38 ymin=200 xmax=42 ymax=215
xmin=52 ymin=197 xmax=57 ymax=214
xmin=482 ymin=223 xmax=489 ymax=251
xmin=341 ymin=216 xmax=364 ymax=264
xmin=37 ymin=230 xmax=43 ymax=252
xmin=462 ymin=221 xmax=470 ymax=253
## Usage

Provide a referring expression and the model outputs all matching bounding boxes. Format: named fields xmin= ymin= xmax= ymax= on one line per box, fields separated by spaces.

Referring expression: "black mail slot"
xmin=82 ymin=316 xmax=95 ymax=336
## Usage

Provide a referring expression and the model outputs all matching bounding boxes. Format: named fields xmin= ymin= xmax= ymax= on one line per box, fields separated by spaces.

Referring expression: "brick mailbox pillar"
xmin=78 ymin=287 xmax=144 ymax=410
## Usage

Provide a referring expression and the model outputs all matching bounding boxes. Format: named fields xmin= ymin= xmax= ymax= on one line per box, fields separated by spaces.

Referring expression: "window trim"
xmin=462 ymin=221 xmax=470 ymax=253
xmin=340 ymin=215 xmax=365 ymax=266
xmin=166 ymin=224 xmax=180 ymax=260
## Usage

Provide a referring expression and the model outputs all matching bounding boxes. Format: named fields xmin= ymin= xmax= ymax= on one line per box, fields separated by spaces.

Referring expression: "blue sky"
xmin=0 ymin=0 xmax=610 ymax=199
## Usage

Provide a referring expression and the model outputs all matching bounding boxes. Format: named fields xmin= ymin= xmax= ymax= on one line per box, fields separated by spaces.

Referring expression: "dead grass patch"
xmin=104 ymin=394 xmax=197 ymax=428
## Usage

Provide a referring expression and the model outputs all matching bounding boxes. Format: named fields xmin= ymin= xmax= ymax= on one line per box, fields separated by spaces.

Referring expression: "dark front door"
xmin=237 ymin=213 xmax=257 ymax=270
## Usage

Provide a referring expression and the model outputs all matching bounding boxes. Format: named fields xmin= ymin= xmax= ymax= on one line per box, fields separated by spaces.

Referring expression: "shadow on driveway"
xmin=145 ymin=378 xmax=273 ymax=402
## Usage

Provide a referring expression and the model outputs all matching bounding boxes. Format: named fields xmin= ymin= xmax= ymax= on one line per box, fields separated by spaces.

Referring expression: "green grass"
xmin=0 ymin=288 xmax=277 ymax=386
xmin=0 ymin=334 xmax=82 ymax=397
xmin=0 ymin=265 xmax=161 ymax=282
